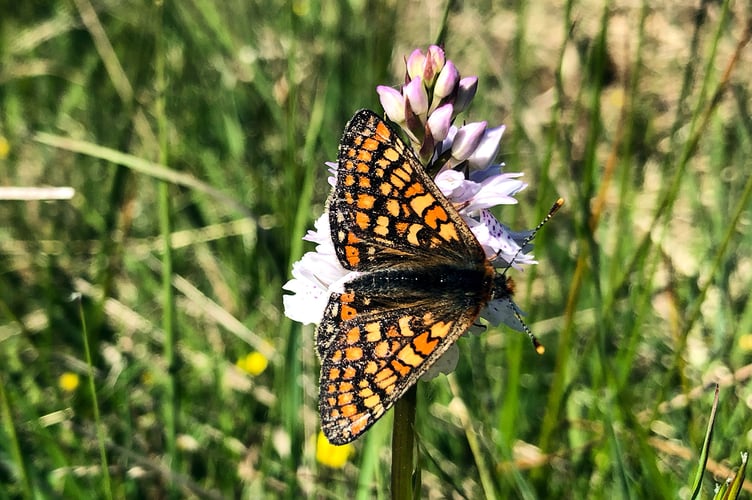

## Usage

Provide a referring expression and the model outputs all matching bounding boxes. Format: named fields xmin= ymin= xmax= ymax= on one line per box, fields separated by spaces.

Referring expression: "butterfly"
xmin=316 ymin=109 xmax=561 ymax=445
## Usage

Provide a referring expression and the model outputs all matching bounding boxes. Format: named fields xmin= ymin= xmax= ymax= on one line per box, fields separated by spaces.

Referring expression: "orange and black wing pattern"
xmin=317 ymin=265 xmax=495 ymax=444
xmin=328 ymin=109 xmax=486 ymax=272
xmin=316 ymin=110 xmax=504 ymax=444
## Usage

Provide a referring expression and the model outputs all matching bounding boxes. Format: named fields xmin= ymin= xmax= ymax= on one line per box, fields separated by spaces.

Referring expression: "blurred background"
xmin=1 ymin=0 xmax=750 ymax=497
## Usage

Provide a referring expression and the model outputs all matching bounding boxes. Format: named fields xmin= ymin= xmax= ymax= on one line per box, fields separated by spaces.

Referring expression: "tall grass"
xmin=1 ymin=0 xmax=750 ymax=497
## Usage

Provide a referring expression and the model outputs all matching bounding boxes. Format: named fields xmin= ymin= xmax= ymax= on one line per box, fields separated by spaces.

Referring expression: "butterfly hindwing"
xmin=317 ymin=267 xmax=490 ymax=444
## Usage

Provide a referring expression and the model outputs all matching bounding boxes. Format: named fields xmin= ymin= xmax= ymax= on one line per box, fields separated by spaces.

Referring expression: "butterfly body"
xmin=347 ymin=265 xmax=493 ymax=299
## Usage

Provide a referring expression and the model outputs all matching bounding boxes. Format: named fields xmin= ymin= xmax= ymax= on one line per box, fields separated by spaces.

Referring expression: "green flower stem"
xmin=391 ymin=385 xmax=417 ymax=499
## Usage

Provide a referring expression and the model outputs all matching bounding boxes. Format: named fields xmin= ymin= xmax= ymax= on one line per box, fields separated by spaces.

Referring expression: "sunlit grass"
xmin=1 ymin=1 xmax=750 ymax=497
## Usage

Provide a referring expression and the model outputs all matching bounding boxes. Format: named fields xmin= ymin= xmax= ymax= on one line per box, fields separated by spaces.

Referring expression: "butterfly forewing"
xmin=329 ymin=109 xmax=486 ymax=272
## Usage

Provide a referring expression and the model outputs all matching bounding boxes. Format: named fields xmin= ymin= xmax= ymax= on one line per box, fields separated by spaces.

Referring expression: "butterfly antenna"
xmin=501 ymin=198 xmax=564 ymax=355
xmin=501 ymin=198 xmax=565 ymax=275
xmin=507 ymin=298 xmax=546 ymax=355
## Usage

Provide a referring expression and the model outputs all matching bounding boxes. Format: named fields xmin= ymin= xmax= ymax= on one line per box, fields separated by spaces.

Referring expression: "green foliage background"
xmin=1 ymin=1 xmax=750 ymax=497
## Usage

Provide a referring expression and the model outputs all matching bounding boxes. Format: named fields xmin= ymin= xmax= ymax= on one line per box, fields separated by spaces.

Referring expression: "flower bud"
xmin=454 ymin=76 xmax=478 ymax=114
xmin=451 ymin=121 xmax=487 ymax=161
xmin=406 ymin=49 xmax=425 ymax=80
xmin=423 ymin=45 xmax=445 ymax=83
xmin=434 ymin=60 xmax=459 ymax=100
xmin=403 ymin=77 xmax=428 ymax=117
xmin=377 ymin=86 xmax=405 ymax=123
xmin=467 ymin=125 xmax=505 ymax=169
xmin=427 ymin=103 xmax=453 ymax=143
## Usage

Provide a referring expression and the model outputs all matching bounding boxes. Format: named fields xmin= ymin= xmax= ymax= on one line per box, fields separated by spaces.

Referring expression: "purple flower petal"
xmin=377 ymin=86 xmax=405 ymax=123
xmin=434 ymin=60 xmax=459 ymax=99
xmin=451 ymin=121 xmax=487 ymax=161
xmin=434 ymin=169 xmax=481 ymax=204
xmin=426 ymin=103 xmax=453 ymax=142
xmin=467 ymin=125 xmax=505 ymax=169
xmin=406 ymin=49 xmax=425 ymax=80
xmin=404 ymin=77 xmax=428 ymax=117
xmin=455 ymin=76 xmax=478 ymax=114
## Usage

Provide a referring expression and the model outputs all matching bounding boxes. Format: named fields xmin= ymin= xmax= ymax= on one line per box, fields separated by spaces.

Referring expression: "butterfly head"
xmin=491 ymin=274 xmax=515 ymax=301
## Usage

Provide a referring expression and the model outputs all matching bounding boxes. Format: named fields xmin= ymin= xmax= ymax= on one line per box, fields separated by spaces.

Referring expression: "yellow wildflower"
xmin=0 ymin=136 xmax=9 ymax=159
xmin=236 ymin=352 xmax=268 ymax=376
xmin=292 ymin=0 xmax=310 ymax=16
xmin=59 ymin=372 xmax=80 ymax=393
xmin=316 ymin=431 xmax=354 ymax=469
xmin=739 ymin=334 xmax=752 ymax=352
